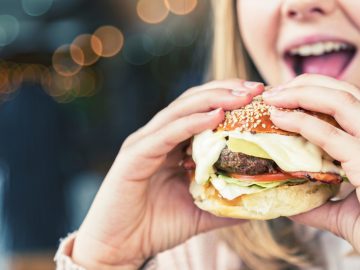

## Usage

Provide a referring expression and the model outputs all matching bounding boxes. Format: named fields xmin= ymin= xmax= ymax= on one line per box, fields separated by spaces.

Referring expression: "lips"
xmin=284 ymin=40 xmax=357 ymax=79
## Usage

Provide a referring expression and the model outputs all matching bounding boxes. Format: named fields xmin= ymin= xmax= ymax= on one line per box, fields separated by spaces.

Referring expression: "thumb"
xmin=290 ymin=192 xmax=360 ymax=242
xmin=197 ymin=210 xmax=244 ymax=234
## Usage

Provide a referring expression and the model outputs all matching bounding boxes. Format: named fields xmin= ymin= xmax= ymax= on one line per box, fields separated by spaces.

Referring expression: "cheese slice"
xmin=192 ymin=129 xmax=344 ymax=184
xmin=192 ymin=130 xmax=226 ymax=184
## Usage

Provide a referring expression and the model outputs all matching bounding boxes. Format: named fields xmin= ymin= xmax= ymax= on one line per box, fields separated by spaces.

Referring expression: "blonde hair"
xmin=210 ymin=1 xmax=316 ymax=269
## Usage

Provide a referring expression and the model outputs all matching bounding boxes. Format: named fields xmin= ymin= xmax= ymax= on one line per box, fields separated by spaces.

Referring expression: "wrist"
xmin=72 ymin=232 xmax=144 ymax=270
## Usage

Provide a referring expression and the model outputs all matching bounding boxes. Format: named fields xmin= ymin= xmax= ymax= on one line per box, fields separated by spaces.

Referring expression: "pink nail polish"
xmin=262 ymin=91 xmax=278 ymax=98
xmin=208 ymin=108 xmax=222 ymax=115
xmin=263 ymin=85 xmax=284 ymax=99
xmin=269 ymin=108 xmax=285 ymax=117
xmin=231 ymin=90 xmax=249 ymax=97
xmin=243 ymin=81 xmax=263 ymax=89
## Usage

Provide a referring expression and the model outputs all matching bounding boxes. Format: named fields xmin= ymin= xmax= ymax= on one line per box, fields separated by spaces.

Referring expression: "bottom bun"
xmin=190 ymin=179 xmax=340 ymax=220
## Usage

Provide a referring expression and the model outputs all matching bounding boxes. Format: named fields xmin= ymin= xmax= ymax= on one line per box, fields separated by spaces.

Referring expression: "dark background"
xmin=0 ymin=0 xmax=210 ymax=267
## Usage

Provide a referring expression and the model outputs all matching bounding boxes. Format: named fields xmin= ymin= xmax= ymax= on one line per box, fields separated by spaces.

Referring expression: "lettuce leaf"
xmin=211 ymin=174 xmax=307 ymax=200
xmin=217 ymin=174 xmax=306 ymax=188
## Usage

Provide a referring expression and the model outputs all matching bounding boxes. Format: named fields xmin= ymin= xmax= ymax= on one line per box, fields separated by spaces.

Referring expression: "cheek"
xmin=339 ymin=0 xmax=360 ymax=29
xmin=339 ymin=0 xmax=360 ymax=88
xmin=238 ymin=0 xmax=281 ymax=84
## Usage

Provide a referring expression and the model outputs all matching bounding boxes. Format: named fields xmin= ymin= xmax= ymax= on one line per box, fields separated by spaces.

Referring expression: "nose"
xmin=282 ymin=0 xmax=336 ymax=21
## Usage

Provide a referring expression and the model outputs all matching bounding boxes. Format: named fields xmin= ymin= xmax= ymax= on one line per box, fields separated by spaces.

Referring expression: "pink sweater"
xmin=55 ymin=230 xmax=360 ymax=270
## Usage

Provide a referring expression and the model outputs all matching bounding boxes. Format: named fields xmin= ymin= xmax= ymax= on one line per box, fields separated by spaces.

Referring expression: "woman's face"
xmin=238 ymin=0 xmax=360 ymax=87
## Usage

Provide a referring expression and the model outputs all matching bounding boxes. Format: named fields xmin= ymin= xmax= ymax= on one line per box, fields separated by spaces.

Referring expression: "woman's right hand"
xmin=71 ymin=79 xmax=264 ymax=269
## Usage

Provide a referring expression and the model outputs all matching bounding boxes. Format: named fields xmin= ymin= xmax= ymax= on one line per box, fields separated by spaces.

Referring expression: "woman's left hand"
xmin=262 ymin=74 xmax=360 ymax=252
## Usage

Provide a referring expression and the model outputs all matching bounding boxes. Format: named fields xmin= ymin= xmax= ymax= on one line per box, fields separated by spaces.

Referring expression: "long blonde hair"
xmin=210 ymin=1 xmax=316 ymax=269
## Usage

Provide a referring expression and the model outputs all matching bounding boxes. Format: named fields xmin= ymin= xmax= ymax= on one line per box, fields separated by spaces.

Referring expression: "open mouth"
xmin=284 ymin=41 xmax=357 ymax=78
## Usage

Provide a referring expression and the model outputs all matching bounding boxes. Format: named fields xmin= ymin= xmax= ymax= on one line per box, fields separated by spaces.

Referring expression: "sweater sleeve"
xmin=54 ymin=232 xmax=86 ymax=270
xmin=54 ymin=232 xmax=157 ymax=270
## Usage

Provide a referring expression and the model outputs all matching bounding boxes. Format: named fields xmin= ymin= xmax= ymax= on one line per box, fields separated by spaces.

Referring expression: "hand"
xmin=71 ymin=79 xmax=264 ymax=269
xmin=263 ymin=74 xmax=360 ymax=252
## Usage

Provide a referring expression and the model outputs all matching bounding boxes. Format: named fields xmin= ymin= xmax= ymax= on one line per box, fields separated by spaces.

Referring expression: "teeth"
xmin=289 ymin=41 xmax=351 ymax=57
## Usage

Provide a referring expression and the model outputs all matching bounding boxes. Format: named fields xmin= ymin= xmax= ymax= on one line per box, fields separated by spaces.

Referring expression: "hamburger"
xmin=186 ymin=95 xmax=345 ymax=220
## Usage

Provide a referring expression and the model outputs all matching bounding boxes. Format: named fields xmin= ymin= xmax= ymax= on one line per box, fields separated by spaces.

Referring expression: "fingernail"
xmin=231 ymin=89 xmax=249 ymax=97
xmin=262 ymin=85 xmax=284 ymax=99
xmin=208 ymin=108 xmax=222 ymax=115
xmin=243 ymin=81 xmax=263 ymax=89
xmin=269 ymin=108 xmax=286 ymax=117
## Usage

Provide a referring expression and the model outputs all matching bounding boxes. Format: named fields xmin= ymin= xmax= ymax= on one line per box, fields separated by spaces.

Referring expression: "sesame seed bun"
xmin=190 ymin=177 xmax=340 ymax=220
xmin=188 ymin=95 xmax=343 ymax=220
xmin=217 ymin=95 xmax=339 ymax=135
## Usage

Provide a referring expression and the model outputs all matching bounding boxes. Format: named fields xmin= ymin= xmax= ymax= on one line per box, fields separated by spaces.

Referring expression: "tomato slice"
xmin=227 ymin=171 xmax=342 ymax=184
xmin=227 ymin=172 xmax=296 ymax=182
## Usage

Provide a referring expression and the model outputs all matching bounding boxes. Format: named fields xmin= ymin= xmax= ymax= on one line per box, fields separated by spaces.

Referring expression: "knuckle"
xmin=122 ymin=127 xmax=146 ymax=146
xmin=162 ymin=136 xmax=175 ymax=150
xmin=183 ymin=114 xmax=201 ymax=133
xmin=318 ymin=126 xmax=339 ymax=149
xmin=177 ymin=85 xmax=202 ymax=99
xmin=225 ymin=78 xmax=244 ymax=84
xmin=295 ymin=73 xmax=313 ymax=81
xmin=294 ymin=111 xmax=308 ymax=122
xmin=122 ymin=134 xmax=137 ymax=148
xmin=338 ymin=91 xmax=358 ymax=106
xmin=183 ymin=85 xmax=198 ymax=95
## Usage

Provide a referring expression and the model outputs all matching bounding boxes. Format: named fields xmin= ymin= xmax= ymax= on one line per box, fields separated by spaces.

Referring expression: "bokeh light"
xmin=0 ymin=15 xmax=20 ymax=46
xmin=123 ymin=34 xmax=153 ymax=65
xmin=7 ymin=62 xmax=23 ymax=93
xmin=22 ymin=64 xmax=42 ymax=82
xmin=137 ymin=0 xmax=169 ymax=24
xmin=40 ymin=66 xmax=52 ymax=90
xmin=43 ymin=71 xmax=79 ymax=102
xmin=71 ymin=34 xmax=102 ymax=66
xmin=0 ymin=62 xmax=9 ymax=93
xmin=52 ymin=44 xmax=83 ymax=76
xmin=75 ymin=68 xmax=98 ymax=97
xmin=92 ymin=26 xmax=124 ymax=57
xmin=21 ymin=0 xmax=53 ymax=16
xmin=165 ymin=0 xmax=197 ymax=15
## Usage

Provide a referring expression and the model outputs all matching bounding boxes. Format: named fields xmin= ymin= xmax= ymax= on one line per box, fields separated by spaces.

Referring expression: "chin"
xmin=185 ymin=96 xmax=344 ymax=220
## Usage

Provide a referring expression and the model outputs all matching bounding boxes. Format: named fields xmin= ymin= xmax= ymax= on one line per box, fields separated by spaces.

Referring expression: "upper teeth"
xmin=289 ymin=41 xmax=350 ymax=57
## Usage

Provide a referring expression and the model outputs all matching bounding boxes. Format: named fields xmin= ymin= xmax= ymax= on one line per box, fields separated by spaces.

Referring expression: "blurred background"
xmin=0 ymin=0 xmax=210 ymax=269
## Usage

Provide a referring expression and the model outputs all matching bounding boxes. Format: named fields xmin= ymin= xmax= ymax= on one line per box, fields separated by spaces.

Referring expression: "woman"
xmin=56 ymin=1 xmax=360 ymax=269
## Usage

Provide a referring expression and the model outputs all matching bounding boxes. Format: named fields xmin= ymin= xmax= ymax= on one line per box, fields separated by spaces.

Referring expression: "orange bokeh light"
xmin=71 ymin=34 xmax=102 ymax=66
xmin=0 ymin=63 xmax=9 ymax=93
xmin=22 ymin=64 xmax=43 ymax=82
xmin=165 ymin=0 xmax=197 ymax=15
xmin=52 ymin=45 xmax=83 ymax=76
xmin=44 ymin=71 xmax=79 ymax=100
xmin=137 ymin=0 xmax=169 ymax=24
xmin=92 ymin=26 xmax=124 ymax=57
xmin=7 ymin=63 xmax=23 ymax=93
xmin=75 ymin=68 xmax=98 ymax=97
xmin=40 ymin=66 xmax=52 ymax=90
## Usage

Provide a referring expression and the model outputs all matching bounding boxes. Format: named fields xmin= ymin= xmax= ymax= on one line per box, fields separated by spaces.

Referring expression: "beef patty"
xmin=214 ymin=147 xmax=279 ymax=175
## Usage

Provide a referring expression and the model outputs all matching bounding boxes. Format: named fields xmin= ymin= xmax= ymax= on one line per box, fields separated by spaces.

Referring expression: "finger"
xmin=263 ymin=85 xmax=360 ymax=137
xmin=140 ymin=109 xmax=224 ymax=158
xmin=178 ymin=79 xmax=264 ymax=100
xmin=151 ymin=89 xmax=252 ymax=131
xmin=125 ymin=109 xmax=224 ymax=180
xmin=269 ymin=110 xmax=360 ymax=184
xmin=125 ymin=87 xmax=259 ymax=147
xmin=283 ymin=73 xmax=360 ymax=99
xmin=290 ymin=192 xmax=360 ymax=246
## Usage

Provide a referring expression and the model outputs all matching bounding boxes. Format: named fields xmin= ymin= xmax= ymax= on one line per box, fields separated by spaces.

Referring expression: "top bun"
xmin=217 ymin=95 xmax=339 ymax=135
